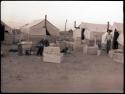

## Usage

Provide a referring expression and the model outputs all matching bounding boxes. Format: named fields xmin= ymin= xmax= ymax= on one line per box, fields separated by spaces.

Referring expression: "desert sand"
xmin=1 ymin=48 xmax=123 ymax=93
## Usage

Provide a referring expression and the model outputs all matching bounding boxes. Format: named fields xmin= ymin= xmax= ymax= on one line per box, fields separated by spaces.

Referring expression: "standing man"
xmin=36 ymin=36 xmax=49 ymax=56
xmin=18 ymin=41 xmax=23 ymax=56
xmin=37 ymin=39 xmax=44 ymax=56
xmin=105 ymin=31 xmax=112 ymax=54
xmin=112 ymin=29 xmax=119 ymax=49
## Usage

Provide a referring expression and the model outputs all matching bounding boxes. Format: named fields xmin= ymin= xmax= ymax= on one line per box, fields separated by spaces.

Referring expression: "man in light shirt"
xmin=105 ymin=30 xmax=112 ymax=54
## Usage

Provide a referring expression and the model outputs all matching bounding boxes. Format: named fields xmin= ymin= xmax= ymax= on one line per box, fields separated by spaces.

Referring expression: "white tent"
xmin=112 ymin=22 xmax=123 ymax=34
xmin=20 ymin=19 xmax=60 ymax=42
xmin=1 ymin=21 xmax=14 ymax=44
xmin=20 ymin=19 xmax=60 ymax=36
xmin=1 ymin=21 xmax=13 ymax=34
xmin=73 ymin=22 xmax=111 ymax=41
xmin=101 ymin=32 xmax=107 ymax=44
xmin=117 ymin=32 xmax=123 ymax=46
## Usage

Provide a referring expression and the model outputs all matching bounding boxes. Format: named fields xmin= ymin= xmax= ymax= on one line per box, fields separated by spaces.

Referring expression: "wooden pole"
xmin=65 ymin=19 xmax=67 ymax=32
xmin=45 ymin=15 xmax=47 ymax=35
xmin=74 ymin=21 xmax=76 ymax=28
xmin=107 ymin=21 xmax=109 ymax=32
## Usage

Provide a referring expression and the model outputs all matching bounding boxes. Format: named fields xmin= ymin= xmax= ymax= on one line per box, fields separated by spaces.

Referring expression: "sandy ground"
xmin=1 ymin=48 xmax=123 ymax=93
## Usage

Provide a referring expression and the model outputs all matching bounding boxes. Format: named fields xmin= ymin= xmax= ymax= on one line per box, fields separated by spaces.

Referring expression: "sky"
xmin=1 ymin=1 xmax=123 ymax=30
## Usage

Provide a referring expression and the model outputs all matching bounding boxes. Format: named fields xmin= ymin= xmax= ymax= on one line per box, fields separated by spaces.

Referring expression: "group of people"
xmin=105 ymin=29 xmax=119 ymax=54
xmin=18 ymin=36 xmax=72 ymax=56
xmin=18 ymin=29 xmax=119 ymax=56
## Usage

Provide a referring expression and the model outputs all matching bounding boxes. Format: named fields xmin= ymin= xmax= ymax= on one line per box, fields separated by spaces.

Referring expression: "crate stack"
xmin=83 ymin=45 xmax=98 ymax=55
xmin=111 ymin=49 xmax=123 ymax=63
xmin=83 ymin=40 xmax=98 ymax=55
xmin=74 ymin=37 xmax=83 ymax=51
xmin=43 ymin=47 xmax=63 ymax=63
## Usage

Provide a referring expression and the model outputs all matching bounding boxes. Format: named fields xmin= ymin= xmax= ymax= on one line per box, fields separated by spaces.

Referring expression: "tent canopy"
xmin=117 ymin=32 xmax=123 ymax=46
xmin=111 ymin=22 xmax=123 ymax=33
xmin=1 ymin=21 xmax=13 ymax=34
xmin=20 ymin=19 xmax=60 ymax=36
xmin=79 ymin=22 xmax=112 ymax=32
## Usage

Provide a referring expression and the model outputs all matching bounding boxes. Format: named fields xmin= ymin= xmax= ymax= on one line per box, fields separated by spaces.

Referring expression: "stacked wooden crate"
xmin=1 ymin=43 xmax=10 ymax=56
xmin=83 ymin=40 xmax=98 ymax=55
xmin=19 ymin=41 xmax=33 ymax=54
xmin=108 ymin=50 xmax=114 ymax=58
xmin=112 ymin=49 xmax=123 ymax=63
xmin=74 ymin=37 xmax=83 ymax=50
xmin=43 ymin=47 xmax=63 ymax=63
xmin=83 ymin=45 xmax=98 ymax=55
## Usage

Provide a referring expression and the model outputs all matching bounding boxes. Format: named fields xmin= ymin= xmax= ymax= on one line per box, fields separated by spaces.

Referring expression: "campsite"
xmin=1 ymin=1 xmax=123 ymax=93
xmin=1 ymin=17 xmax=124 ymax=93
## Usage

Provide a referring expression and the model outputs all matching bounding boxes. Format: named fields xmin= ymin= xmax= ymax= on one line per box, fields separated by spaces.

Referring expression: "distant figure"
xmin=44 ymin=37 xmax=50 ymax=47
xmin=61 ymin=43 xmax=71 ymax=54
xmin=105 ymin=31 xmax=112 ymax=54
xmin=61 ymin=47 xmax=69 ymax=54
xmin=112 ymin=29 xmax=119 ymax=49
xmin=18 ymin=42 xmax=23 ymax=56
xmin=37 ymin=37 xmax=49 ymax=56
xmin=37 ymin=39 xmax=44 ymax=56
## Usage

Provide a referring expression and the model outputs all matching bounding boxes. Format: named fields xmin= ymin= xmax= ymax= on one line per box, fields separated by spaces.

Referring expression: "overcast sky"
xmin=1 ymin=1 xmax=123 ymax=30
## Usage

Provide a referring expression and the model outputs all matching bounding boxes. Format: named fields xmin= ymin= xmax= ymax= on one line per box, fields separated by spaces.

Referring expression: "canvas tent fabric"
xmin=117 ymin=31 xmax=123 ymax=46
xmin=73 ymin=22 xmax=111 ymax=40
xmin=1 ymin=21 xmax=14 ymax=44
xmin=80 ymin=22 xmax=111 ymax=40
xmin=111 ymin=22 xmax=123 ymax=34
xmin=1 ymin=21 xmax=13 ymax=34
xmin=20 ymin=19 xmax=60 ymax=36
xmin=101 ymin=32 xmax=107 ymax=44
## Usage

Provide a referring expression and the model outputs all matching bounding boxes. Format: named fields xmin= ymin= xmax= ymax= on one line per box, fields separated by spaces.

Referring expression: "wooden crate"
xmin=83 ymin=45 xmax=98 ymax=55
xmin=43 ymin=47 xmax=63 ymax=63
xmin=108 ymin=50 xmax=114 ymax=58
xmin=112 ymin=49 xmax=124 ymax=63
xmin=113 ymin=53 xmax=123 ymax=63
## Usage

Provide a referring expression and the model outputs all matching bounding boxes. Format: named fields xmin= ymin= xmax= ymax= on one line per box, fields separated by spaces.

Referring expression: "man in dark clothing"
xmin=37 ymin=40 xmax=44 ymax=56
xmin=37 ymin=37 xmax=49 ymax=56
xmin=1 ymin=23 xmax=5 ymax=41
xmin=112 ymin=29 xmax=119 ymax=49
xmin=44 ymin=38 xmax=49 ymax=47
xmin=61 ymin=47 xmax=68 ymax=53
xmin=18 ymin=43 xmax=23 ymax=56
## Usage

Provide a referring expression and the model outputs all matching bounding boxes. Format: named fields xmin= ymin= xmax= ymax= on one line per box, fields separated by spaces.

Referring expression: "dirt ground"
xmin=1 ymin=49 xmax=123 ymax=93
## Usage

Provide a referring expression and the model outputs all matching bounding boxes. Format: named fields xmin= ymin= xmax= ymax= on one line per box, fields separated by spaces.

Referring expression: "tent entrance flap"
xmin=81 ymin=28 xmax=85 ymax=40
xmin=46 ymin=28 xmax=50 ymax=36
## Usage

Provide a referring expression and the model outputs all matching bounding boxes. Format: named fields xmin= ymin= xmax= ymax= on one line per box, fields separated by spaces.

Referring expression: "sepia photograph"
xmin=1 ymin=1 xmax=124 ymax=93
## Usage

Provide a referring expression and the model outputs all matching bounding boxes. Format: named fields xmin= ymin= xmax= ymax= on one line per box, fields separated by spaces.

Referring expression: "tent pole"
xmin=107 ymin=21 xmax=109 ymax=32
xmin=45 ymin=15 xmax=47 ymax=36
xmin=65 ymin=19 xmax=67 ymax=32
